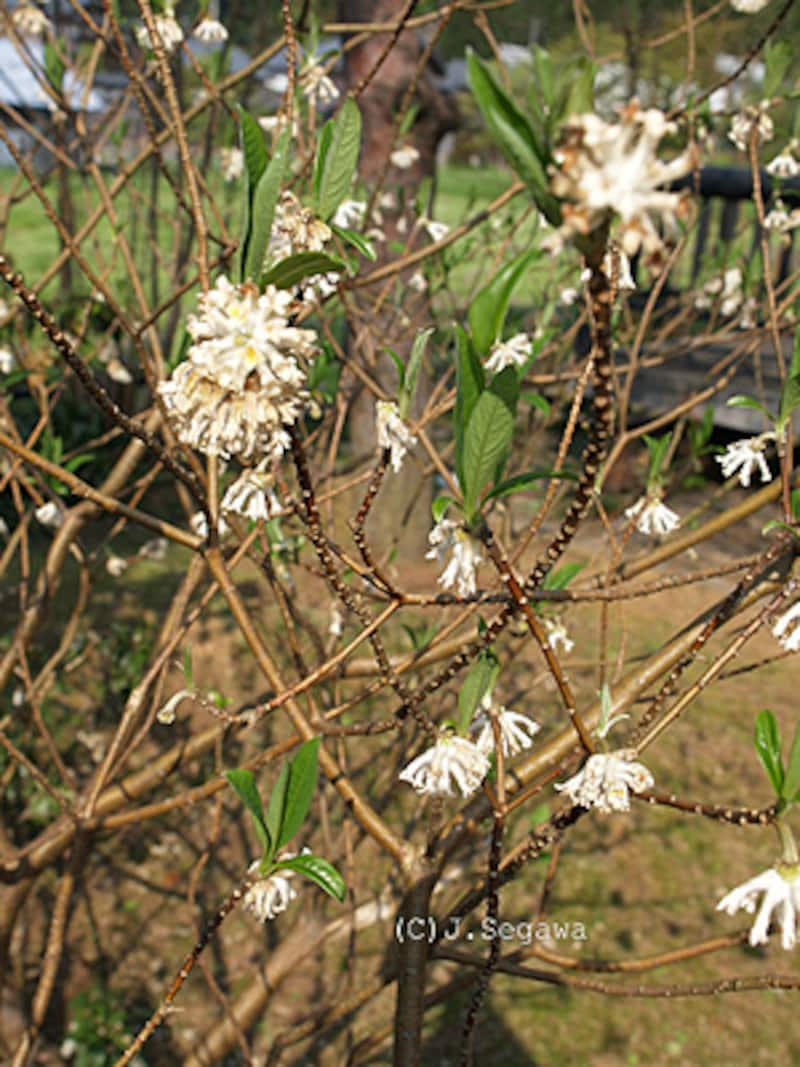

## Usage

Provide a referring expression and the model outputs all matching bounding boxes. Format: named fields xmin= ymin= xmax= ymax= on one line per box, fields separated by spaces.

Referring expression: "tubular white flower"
xmin=391 ymin=145 xmax=420 ymax=169
xmin=0 ymin=347 xmax=16 ymax=374
xmin=421 ymin=218 xmax=449 ymax=242
xmin=400 ymin=732 xmax=489 ymax=797
xmin=545 ymin=618 xmax=575 ymax=654
xmin=269 ymin=191 xmax=331 ymax=262
xmin=221 ymin=469 xmax=280 ymax=522
xmin=332 ymin=199 xmax=367 ymax=230
xmin=730 ymin=0 xmax=771 ymax=11
xmin=764 ymin=200 xmax=800 ymax=233
xmin=426 ymin=518 xmax=483 ymax=597
xmin=35 ymin=501 xmax=62 ymax=529
xmin=159 ymin=276 xmax=315 ymax=462
xmin=12 ymin=4 xmax=51 ymax=36
xmin=375 ymin=400 xmax=416 ymax=473
xmin=189 ymin=510 xmax=230 ymax=540
xmin=549 ymin=102 xmax=694 ymax=260
xmin=135 ymin=12 xmax=184 ymax=53
xmin=555 ymin=750 xmax=654 ymax=813
xmin=193 ymin=17 xmax=228 ymax=43
xmin=715 ymin=433 xmax=774 ymax=487
xmin=220 ymin=147 xmax=244 ymax=182
xmin=243 ymin=856 xmax=305 ymax=922
xmin=625 ymin=492 xmax=680 ymax=536
xmin=766 ymin=149 xmax=799 ymax=179
xmin=485 ymin=333 xmax=531 ymax=375
xmin=105 ymin=555 xmax=128 ymax=578
xmin=729 ymin=106 xmax=773 ymax=152
xmin=604 ymin=248 xmax=636 ymax=291
xmin=773 ymin=602 xmax=800 ymax=652
xmin=299 ymin=57 xmax=339 ymax=107
xmin=717 ymin=865 xmax=800 ymax=949
xmin=473 ymin=696 xmax=540 ymax=757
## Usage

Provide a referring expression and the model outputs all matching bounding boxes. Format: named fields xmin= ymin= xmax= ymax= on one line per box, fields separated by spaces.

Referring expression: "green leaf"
xmin=317 ymin=97 xmax=362 ymax=221
xmin=265 ymin=762 xmax=289 ymax=861
xmin=781 ymin=722 xmax=800 ymax=802
xmin=182 ymin=645 xmax=193 ymax=688
xmin=276 ymin=738 xmax=321 ymax=851
xmin=44 ymin=42 xmax=65 ymax=94
xmin=467 ymin=51 xmax=560 ymax=225
xmin=468 ymin=248 xmax=540 ymax=357
xmin=312 ymin=119 xmax=334 ymax=208
xmin=384 ymin=346 xmax=406 ymax=390
xmin=276 ymin=854 xmax=346 ymax=902
xmin=483 ymin=468 xmax=575 ymax=503
xmin=755 ymin=710 xmax=784 ymax=797
xmin=643 ymin=433 xmax=671 ymax=483
xmin=726 ymin=394 xmax=772 ymax=419
xmin=764 ymin=40 xmax=793 ymax=100
xmin=522 ymin=391 xmax=550 ymax=416
xmin=457 ymin=651 xmax=499 ymax=734
xmin=462 ymin=367 xmax=518 ymax=519
xmin=778 ymin=375 xmax=800 ymax=427
xmin=432 ymin=495 xmax=454 ymax=523
xmin=225 ymin=769 xmax=270 ymax=856
xmin=261 ymin=251 xmax=346 ymax=289
xmin=239 ymin=106 xmax=269 ymax=188
xmin=245 ymin=128 xmax=290 ymax=282
xmin=330 ymin=223 xmax=377 ymax=262
xmin=542 ymin=561 xmax=585 ymax=591
xmin=454 ymin=325 xmax=485 ymax=491
xmin=562 ymin=57 xmax=595 ymax=117
xmin=399 ymin=327 xmax=434 ymax=419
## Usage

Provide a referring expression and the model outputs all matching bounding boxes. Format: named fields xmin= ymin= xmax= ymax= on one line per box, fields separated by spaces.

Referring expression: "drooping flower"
xmin=400 ymin=732 xmax=490 ymax=797
xmin=375 ymin=400 xmax=416 ymax=473
xmin=0 ymin=347 xmax=16 ymax=374
xmin=421 ymin=217 xmax=449 ymax=243
xmin=604 ymin=247 xmax=636 ymax=291
xmin=390 ymin=145 xmax=420 ymax=169
xmin=766 ymin=146 xmax=800 ymax=179
xmin=485 ymin=333 xmax=531 ymax=375
xmin=473 ymin=695 xmax=540 ymax=758
xmin=729 ymin=105 xmax=773 ymax=152
xmin=221 ymin=469 xmax=281 ymax=522
xmin=545 ymin=618 xmax=575 ymax=655
xmin=717 ymin=864 xmax=800 ymax=949
xmin=764 ymin=200 xmax=800 ymax=233
xmin=299 ymin=56 xmax=340 ymax=108
xmin=730 ymin=0 xmax=771 ymax=12
xmin=220 ymin=146 xmax=244 ymax=182
xmin=106 ymin=555 xmax=128 ymax=578
xmin=549 ymin=102 xmax=694 ymax=260
xmin=135 ymin=9 xmax=184 ymax=53
xmin=773 ymin=602 xmax=800 ymax=652
xmin=625 ymin=492 xmax=680 ymax=536
xmin=189 ymin=510 xmax=230 ymax=540
xmin=158 ymin=276 xmax=315 ymax=462
xmin=426 ymin=518 xmax=483 ymax=597
xmin=243 ymin=856 xmax=304 ymax=922
xmin=716 ymin=433 xmax=774 ymax=487
xmin=555 ymin=750 xmax=654 ymax=813
xmin=332 ymin=199 xmax=367 ymax=230
xmin=193 ymin=17 xmax=228 ymax=43
xmin=35 ymin=501 xmax=62 ymax=529
xmin=12 ymin=3 xmax=51 ymax=37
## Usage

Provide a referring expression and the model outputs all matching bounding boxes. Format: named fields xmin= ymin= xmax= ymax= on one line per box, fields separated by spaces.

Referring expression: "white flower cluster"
xmin=375 ymin=400 xmax=416 ymax=473
xmin=717 ymin=865 xmax=800 ymax=950
xmin=767 ymin=143 xmax=800 ymax=179
xmin=193 ymin=17 xmax=228 ymax=44
xmin=426 ymin=518 xmax=483 ymax=597
xmin=400 ymin=732 xmax=489 ymax=798
xmin=221 ymin=468 xmax=281 ymax=522
xmin=773 ymin=603 xmax=800 ymax=653
xmin=555 ymin=750 xmax=654 ymax=813
xmin=269 ymin=191 xmax=332 ymax=261
xmin=549 ymin=102 xmax=693 ymax=260
xmin=485 ymin=333 xmax=531 ymax=375
xmin=716 ymin=433 xmax=774 ymax=487
xmin=764 ymin=199 xmax=800 ymax=235
xmin=243 ymin=854 xmax=307 ymax=922
xmin=625 ymin=492 xmax=680 ymax=536
xmin=729 ymin=105 xmax=773 ymax=152
xmin=135 ymin=8 xmax=184 ymax=53
xmin=12 ymin=3 xmax=52 ymax=36
xmin=299 ymin=56 xmax=340 ymax=108
xmin=159 ymin=276 xmax=315 ymax=462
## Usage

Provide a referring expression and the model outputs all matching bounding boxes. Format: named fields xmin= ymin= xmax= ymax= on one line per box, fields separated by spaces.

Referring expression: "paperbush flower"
xmin=135 ymin=9 xmax=184 ymax=53
xmin=485 ymin=333 xmax=531 ymax=375
xmin=243 ymin=854 xmax=307 ymax=922
xmin=730 ymin=0 xmax=771 ymax=11
xmin=221 ymin=469 xmax=281 ymax=522
xmin=773 ymin=603 xmax=800 ymax=652
xmin=35 ymin=501 xmax=62 ymax=529
xmin=375 ymin=400 xmax=416 ymax=473
xmin=269 ymin=191 xmax=331 ymax=260
xmin=299 ymin=57 xmax=339 ymax=107
xmin=625 ymin=492 xmax=680 ymax=536
xmin=715 ymin=433 xmax=774 ymax=487
xmin=0 ymin=347 xmax=16 ymax=374
xmin=766 ymin=147 xmax=800 ymax=179
xmin=400 ymin=732 xmax=489 ymax=797
xmin=549 ymin=102 xmax=694 ymax=260
xmin=473 ymin=696 xmax=540 ymax=757
xmin=729 ymin=106 xmax=773 ymax=152
xmin=717 ymin=865 xmax=800 ymax=949
xmin=426 ymin=519 xmax=483 ymax=597
xmin=764 ymin=200 xmax=800 ymax=233
xmin=555 ymin=750 xmax=654 ymax=813
xmin=159 ymin=276 xmax=315 ymax=462
xmin=332 ymin=199 xmax=367 ymax=230
xmin=193 ymin=17 xmax=228 ymax=43
xmin=12 ymin=3 xmax=51 ymax=36
xmin=390 ymin=145 xmax=420 ymax=169
xmin=545 ymin=618 xmax=575 ymax=654
xmin=220 ymin=147 xmax=244 ymax=182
